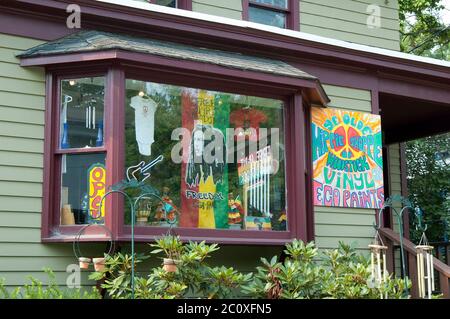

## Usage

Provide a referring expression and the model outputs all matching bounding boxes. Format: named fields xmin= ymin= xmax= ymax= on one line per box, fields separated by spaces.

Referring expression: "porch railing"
xmin=379 ymin=227 xmax=450 ymax=298
xmin=430 ymin=241 xmax=450 ymax=267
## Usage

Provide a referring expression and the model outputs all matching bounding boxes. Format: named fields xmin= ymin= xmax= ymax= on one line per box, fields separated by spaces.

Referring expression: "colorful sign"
xmin=88 ymin=163 xmax=106 ymax=222
xmin=245 ymin=216 xmax=272 ymax=231
xmin=311 ymin=108 xmax=384 ymax=209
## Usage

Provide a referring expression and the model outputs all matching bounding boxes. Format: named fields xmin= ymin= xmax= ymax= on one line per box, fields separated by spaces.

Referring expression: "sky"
xmin=441 ymin=0 xmax=450 ymax=24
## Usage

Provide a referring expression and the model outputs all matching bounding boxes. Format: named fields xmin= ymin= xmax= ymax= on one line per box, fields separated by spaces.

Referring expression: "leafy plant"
xmin=89 ymin=237 xmax=425 ymax=299
xmin=0 ymin=268 xmax=101 ymax=299
xmin=91 ymin=236 xmax=250 ymax=299
xmin=242 ymin=240 xmax=411 ymax=299
xmin=88 ymin=252 xmax=148 ymax=299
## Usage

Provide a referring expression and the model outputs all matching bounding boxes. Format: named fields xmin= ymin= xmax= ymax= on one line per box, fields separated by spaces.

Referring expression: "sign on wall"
xmin=311 ymin=108 xmax=384 ymax=209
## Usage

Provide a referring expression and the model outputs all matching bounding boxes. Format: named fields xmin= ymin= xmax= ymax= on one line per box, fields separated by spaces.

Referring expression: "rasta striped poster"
xmin=179 ymin=89 xmax=229 ymax=229
xmin=311 ymin=108 xmax=384 ymax=209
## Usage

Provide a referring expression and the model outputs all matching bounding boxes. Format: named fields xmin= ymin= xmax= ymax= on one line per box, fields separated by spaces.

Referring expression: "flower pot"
xmin=93 ymin=257 xmax=106 ymax=272
xmin=163 ymin=258 xmax=177 ymax=273
xmin=78 ymin=257 xmax=91 ymax=269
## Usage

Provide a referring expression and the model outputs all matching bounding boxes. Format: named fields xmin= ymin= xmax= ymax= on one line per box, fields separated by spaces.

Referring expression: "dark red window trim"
xmin=242 ymin=0 xmax=299 ymax=31
xmin=147 ymin=0 xmax=192 ymax=10
xmin=41 ymin=56 xmax=313 ymax=245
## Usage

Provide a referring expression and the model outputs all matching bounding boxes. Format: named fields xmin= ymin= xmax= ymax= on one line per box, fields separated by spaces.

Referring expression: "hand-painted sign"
xmin=88 ymin=163 xmax=106 ymax=222
xmin=311 ymin=108 xmax=384 ymax=209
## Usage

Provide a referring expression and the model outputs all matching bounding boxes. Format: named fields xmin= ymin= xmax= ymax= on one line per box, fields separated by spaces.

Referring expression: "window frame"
xmin=41 ymin=61 xmax=310 ymax=245
xmin=242 ymin=0 xmax=299 ymax=31
xmin=147 ymin=0 xmax=192 ymax=10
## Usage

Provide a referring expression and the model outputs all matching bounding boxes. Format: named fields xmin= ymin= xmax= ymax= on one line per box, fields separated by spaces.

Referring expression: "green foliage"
xmin=0 ymin=268 xmax=101 ymax=299
xmin=92 ymin=236 xmax=250 ymax=299
xmin=406 ymin=133 xmax=450 ymax=242
xmin=399 ymin=0 xmax=449 ymax=60
xmin=88 ymin=252 xmax=148 ymax=299
xmin=93 ymin=237 xmax=414 ymax=299
xmin=242 ymin=240 xmax=410 ymax=299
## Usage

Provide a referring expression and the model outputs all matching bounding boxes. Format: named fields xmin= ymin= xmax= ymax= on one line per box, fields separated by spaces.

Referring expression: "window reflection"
xmin=60 ymin=77 xmax=105 ymax=149
xmin=61 ymin=153 xmax=106 ymax=225
xmin=124 ymin=79 xmax=288 ymax=231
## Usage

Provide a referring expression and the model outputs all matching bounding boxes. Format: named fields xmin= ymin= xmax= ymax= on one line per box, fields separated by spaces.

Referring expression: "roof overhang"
xmin=18 ymin=30 xmax=330 ymax=106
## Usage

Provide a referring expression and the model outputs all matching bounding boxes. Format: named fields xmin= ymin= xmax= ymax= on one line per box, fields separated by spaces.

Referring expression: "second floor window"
xmin=152 ymin=0 xmax=176 ymax=7
xmin=246 ymin=0 xmax=298 ymax=30
xmin=147 ymin=0 xmax=192 ymax=10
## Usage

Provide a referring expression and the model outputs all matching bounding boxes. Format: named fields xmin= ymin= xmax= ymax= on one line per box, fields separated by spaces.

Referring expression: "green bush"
xmin=0 ymin=268 xmax=101 ymax=299
xmin=242 ymin=241 xmax=409 ymax=299
xmin=90 ymin=237 xmax=251 ymax=299
xmin=90 ymin=236 xmax=411 ymax=299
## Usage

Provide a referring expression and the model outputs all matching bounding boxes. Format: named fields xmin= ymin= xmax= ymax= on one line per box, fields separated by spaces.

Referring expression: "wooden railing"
xmin=430 ymin=241 xmax=450 ymax=267
xmin=379 ymin=227 xmax=450 ymax=298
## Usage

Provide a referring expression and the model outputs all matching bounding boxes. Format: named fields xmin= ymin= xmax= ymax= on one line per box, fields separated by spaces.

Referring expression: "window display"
xmin=125 ymin=79 xmax=287 ymax=231
xmin=60 ymin=77 xmax=105 ymax=149
xmin=60 ymin=153 xmax=106 ymax=225
xmin=59 ymin=76 xmax=106 ymax=226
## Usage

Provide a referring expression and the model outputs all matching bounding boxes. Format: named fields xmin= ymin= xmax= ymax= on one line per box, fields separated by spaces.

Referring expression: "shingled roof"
xmin=19 ymin=30 xmax=318 ymax=81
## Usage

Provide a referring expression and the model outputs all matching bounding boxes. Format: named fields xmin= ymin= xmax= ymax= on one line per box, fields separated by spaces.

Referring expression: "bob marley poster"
xmin=180 ymin=89 xmax=229 ymax=229
xmin=311 ymin=108 xmax=384 ymax=209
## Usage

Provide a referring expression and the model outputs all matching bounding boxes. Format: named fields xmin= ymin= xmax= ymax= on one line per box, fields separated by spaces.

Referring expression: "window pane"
xmin=154 ymin=0 xmax=177 ymax=8
xmin=248 ymin=6 xmax=286 ymax=28
xmin=60 ymin=77 xmax=105 ymax=149
xmin=251 ymin=0 xmax=288 ymax=9
xmin=124 ymin=80 xmax=287 ymax=231
xmin=61 ymin=153 xmax=106 ymax=225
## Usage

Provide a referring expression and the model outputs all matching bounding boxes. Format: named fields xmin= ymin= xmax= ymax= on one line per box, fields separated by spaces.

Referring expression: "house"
xmin=0 ymin=0 xmax=449 ymax=297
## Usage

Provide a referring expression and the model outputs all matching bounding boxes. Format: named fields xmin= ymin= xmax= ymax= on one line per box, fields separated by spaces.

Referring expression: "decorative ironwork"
xmin=95 ymin=154 xmax=175 ymax=299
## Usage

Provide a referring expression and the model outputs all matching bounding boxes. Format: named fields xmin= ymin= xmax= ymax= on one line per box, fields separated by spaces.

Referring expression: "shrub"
xmin=91 ymin=237 xmax=412 ymax=299
xmin=242 ymin=241 xmax=410 ymax=299
xmin=90 ymin=236 xmax=251 ymax=299
xmin=0 ymin=268 xmax=101 ymax=299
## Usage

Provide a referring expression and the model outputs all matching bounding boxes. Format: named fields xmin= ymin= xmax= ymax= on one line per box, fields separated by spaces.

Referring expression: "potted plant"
xmin=79 ymin=257 xmax=91 ymax=270
xmin=92 ymin=257 xmax=106 ymax=272
xmin=150 ymin=235 xmax=183 ymax=273
xmin=163 ymin=258 xmax=177 ymax=273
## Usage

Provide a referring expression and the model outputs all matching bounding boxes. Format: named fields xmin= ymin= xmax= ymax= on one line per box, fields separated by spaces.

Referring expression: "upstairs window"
xmin=147 ymin=0 xmax=192 ymax=10
xmin=244 ymin=0 xmax=299 ymax=30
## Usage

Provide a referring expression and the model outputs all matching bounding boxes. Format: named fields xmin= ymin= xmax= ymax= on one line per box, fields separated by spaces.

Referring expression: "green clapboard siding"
xmin=0 ymin=33 xmax=91 ymax=289
xmin=314 ymin=84 xmax=375 ymax=251
xmin=300 ymin=0 xmax=400 ymax=50
xmin=192 ymin=0 xmax=242 ymax=19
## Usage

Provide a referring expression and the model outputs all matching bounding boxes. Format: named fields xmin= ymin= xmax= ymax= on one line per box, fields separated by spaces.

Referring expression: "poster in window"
xmin=311 ymin=108 xmax=384 ymax=209
xmin=180 ymin=90 xmax=229 ymax=229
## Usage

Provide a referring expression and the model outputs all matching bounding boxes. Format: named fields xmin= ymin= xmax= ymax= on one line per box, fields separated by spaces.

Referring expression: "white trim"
xmin=97 ymin=0 xmax=450 ymax=69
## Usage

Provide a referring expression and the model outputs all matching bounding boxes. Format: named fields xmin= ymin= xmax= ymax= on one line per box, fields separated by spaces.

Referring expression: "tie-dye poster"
xmin=311 ymin=108 xmax=384 ymax=209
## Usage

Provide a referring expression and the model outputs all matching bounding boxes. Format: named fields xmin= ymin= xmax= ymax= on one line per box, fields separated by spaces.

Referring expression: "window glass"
xmin=61 ymin=153 xmax=106 ymax=225
xmin=60 ymin=77 xmax=105 ymax=149
xmin=248 ymin=6 xmax=286 ymax=28
xmin=251 ymin=0 xmax=288 ymax=9
xmin=124 ymin=79 xmax=287 ymax=231
xmin=154 ymin=0 xmax=177 ymax=8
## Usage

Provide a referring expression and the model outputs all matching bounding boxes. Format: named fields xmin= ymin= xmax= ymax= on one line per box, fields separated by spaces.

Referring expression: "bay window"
xmin=19 ymin=30 xmax=328 ymax=243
